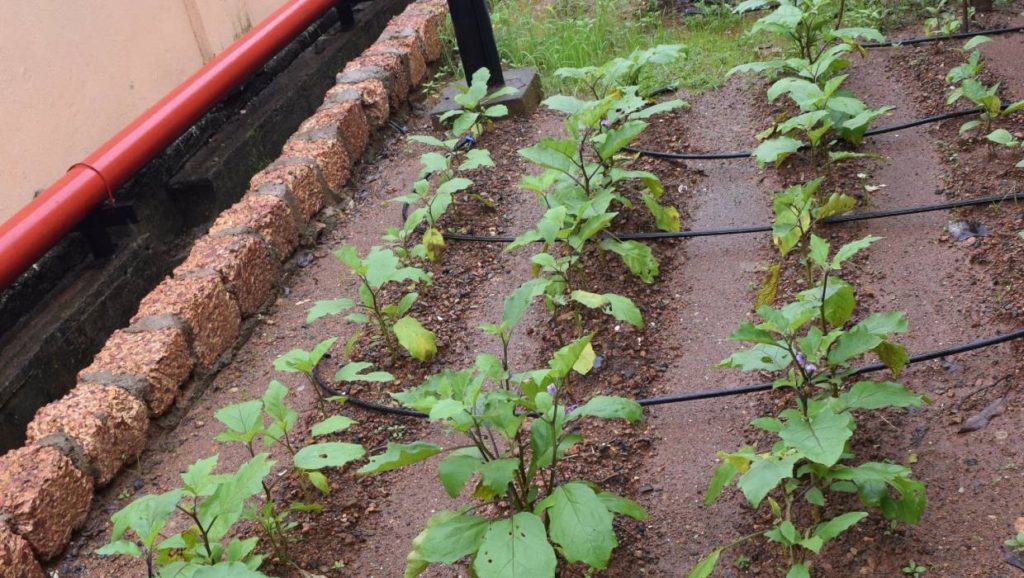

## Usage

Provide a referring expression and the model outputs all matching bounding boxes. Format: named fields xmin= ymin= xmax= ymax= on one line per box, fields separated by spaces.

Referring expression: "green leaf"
xmin=704 ymin=461 xmax=739 ymax=506
xmin=738 ymin=455 xmax=797 ymax=507
xmin=274 ymin=337 xmax=338 ymax=374
xmin=394 ymin=316 xmax=437 ymax=362
xmin=214 ymin=400 xmax=264 ymax=445
xmin=642 ymin=194 xmax=682 ymax=232
xmin=728 ymin=322 xmax=778 ymax=345
xmin=986 ymin=128 xmax=1017 ymax=147
xmin=786 ymin=563 xmax=810 ymax=578
xmin=779 ymin=407 xmax=854 ymax=467
xmin=102 ymin=489 xmax=183 ymax=553
xmin=568 ymin=396 xmax=643 ymax=423
xmin=358 ymin=442 xmax=442 ymax=474
xmin=335 ymin=361 xmax=394 ymax=383
xmin=306 ymin=298 xmax=354 ymax=323
xmin=181 ymin=456 xmax=223 ymax=497
xmin=538 ymin=482 xmax=615 ymax=568
xmin=293 ymin=442 xmax=365 ymax=470
xmin=600 ymin=239 xmax=660 ymax=283
xmin=596 ymin=492 xmax=648 ymax=520
xmin=548 ymin=335 xmax=594 ymax=379
xmin=199 ymin=453 xmax=273 ymax=542
xmin=570 ymin=291 xmax=644 ymax=329
xmin=687 ymin=549 xmax=722 ymax=578
xmin=828 ymin=325 xmax=883 ymax=365
xmin=307 ymin=470 xmax=330 ymax=494
xmin=813 ymin=511 xmax=867 ymax=542
xmin=754 ymin=137 xmax=803 ymax=167
xmin=841 ymin=381 xmax=922 ymax=410
xmin=500 ymin=279 xmax=549 ymax=330
xmin=598 ymin=120 xmax=647 ymax=160
xmin=423 ymin=227 xmax=446 ymax=263
xmin=473 ymin=513 xmax=556 ymax=578
xmin=417 ymin=511 xmax=489 ymax=564
xmin=874 ymin=340 xmax=909 ymax=376
xmin=437 ymin=448 xmax=483 ymax=498
xmin=831 ymin=235 xmax=880 ymax=269
xmin=479 ymin=459 xmax=519 ymax=496
xmin=311 ymin=415 xmax=355 ymax=437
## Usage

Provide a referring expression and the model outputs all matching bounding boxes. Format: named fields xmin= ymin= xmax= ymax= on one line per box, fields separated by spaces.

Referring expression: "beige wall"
xmin=0 ymin=0 xmax=285 ymax=223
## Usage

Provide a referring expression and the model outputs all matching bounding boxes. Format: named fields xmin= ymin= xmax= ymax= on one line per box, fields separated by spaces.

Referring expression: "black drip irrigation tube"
xmin=623 ymin=105 xmax=1000 ymax=161
xmin=862 ymin=25 xmax=1024 ymax=48
xmin=312 ymin=328 xmax=1024 ymax=419
xmin=404 ymin=191 xmax=1024 ymax=244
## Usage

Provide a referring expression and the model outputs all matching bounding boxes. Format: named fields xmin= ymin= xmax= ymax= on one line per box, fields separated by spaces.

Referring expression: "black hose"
xmin=316 ymin=327 xmax=1024 ymax=418
xmin=862 ymin=25 xmax=1024 ymax=48
xmin=624 ymin=106 xmax=987 ymax=161
xmin=411 ymin=192 xmax=1024 ymax=244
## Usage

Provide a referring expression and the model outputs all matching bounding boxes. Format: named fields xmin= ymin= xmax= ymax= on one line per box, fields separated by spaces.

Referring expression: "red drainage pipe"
xmin=0 ymin=0 xmax=337 ymax=289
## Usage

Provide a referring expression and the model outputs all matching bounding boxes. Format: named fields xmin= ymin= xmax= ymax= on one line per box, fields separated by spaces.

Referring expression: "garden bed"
xmin=41 ymin=2 xmax=1024 ymax=578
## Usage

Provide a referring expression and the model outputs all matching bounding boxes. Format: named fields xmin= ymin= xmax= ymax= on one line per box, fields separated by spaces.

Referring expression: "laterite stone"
xmin=26 ymin=385 xmax=149 ymax=487
xmin=176 ymin=233 xmax=280 ymax=316
xmin=282 ymin=135 xmax=352 ymax=195
xmin=250 ymin=158 xmax=328 ymax=221
xmin=304 ymin=99 xmax=371 ymax=162
xmin=210 ymin=194 xmax=299 ymax=261
xmin=330 ymin=78 xmax=389 ymax=128
xmin=133 ymin=273 xmax=241 ymax=371
xmin=0 ymin=520 xmax=43 ymax=578
xmin=391 ymin=10 xmax=444 ymax=62
xmin=78 ymin=325 xmax=192 ymax=415
xmin=0 ymin=445 xmax=93 ymax=560
xmin=340 ymin=56 xmax=409 ymax=110
xmin=369 ymin=28 xmax=427 ymax=86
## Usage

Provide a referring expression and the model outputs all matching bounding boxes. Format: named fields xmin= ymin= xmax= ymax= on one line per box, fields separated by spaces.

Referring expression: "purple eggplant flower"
xmin=804 ymin=363 xmax=818 ymax=375
xmin=600 ymin=119 xmax=612 ymax=129
xmin=795 ymin=352 xmax=806 ymax=366
xmin=564 ymin=404 xmax=578 ymax=416
xmin=547 ymin=384 xmax=558 ymax=397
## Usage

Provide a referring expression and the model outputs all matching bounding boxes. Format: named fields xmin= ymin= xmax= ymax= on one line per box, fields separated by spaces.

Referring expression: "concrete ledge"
xmin=0 ymin=0 xmax=449 ymax=569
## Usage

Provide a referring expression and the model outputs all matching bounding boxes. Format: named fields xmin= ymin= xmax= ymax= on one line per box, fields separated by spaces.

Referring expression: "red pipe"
xmin=0 ymin=0 xmax=337 ymax=288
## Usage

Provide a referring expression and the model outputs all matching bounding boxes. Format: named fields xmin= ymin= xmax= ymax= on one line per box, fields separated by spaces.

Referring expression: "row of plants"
xmin=95 ymin=57 xmax=684 ymax=576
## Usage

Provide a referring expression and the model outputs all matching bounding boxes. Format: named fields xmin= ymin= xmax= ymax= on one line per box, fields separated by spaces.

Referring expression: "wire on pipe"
xmin=313 ymin=327 xmax=1024 ymax=418
xmin=406 ymin=192 xmax=1024 ymax=244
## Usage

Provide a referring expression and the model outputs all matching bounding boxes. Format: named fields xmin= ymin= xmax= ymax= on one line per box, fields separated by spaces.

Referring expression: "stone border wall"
xmin=0 ymin=1 xmax=446 ymax=573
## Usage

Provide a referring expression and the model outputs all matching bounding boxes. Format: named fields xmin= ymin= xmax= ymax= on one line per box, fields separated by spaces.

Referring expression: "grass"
xmin=434 ymin=0 xmax=761 ymax=96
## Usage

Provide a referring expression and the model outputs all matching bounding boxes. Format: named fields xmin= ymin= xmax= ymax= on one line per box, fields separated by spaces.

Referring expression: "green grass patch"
xmin=433 ymin=0 xmax=761 ymax=96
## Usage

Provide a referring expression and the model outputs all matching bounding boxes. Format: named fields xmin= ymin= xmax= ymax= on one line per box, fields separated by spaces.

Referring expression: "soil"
xmin=51 ymin=9 xmax=1024 ymax=578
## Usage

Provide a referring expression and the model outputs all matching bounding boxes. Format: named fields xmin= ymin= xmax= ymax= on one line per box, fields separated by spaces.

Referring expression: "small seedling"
xmin=902 ymin=560 xmax=927 ymax=577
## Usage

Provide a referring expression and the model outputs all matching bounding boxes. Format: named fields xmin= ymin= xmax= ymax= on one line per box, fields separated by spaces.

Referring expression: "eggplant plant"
xmin=503 ymin=87 xmax=683 ymax=325
xmin=388 ymin=68 xmax=510 ymax=263
xmin=755 ymin=72 xmax=892 ymax=167
xmin=553 ymin=43 xmax=685 ymax=98
xmin=307 ymin=245 xmax=436 ymax=363
xmin=359 ymin=284 xmax=646 ymax=577
xmin=734 ymin=0 xmax=884 ymax=64
xmin=691 ymin=236 xmax=927 ymax=578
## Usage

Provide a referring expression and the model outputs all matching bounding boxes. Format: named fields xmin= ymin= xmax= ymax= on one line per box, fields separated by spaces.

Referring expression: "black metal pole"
xmin=446 ymin=0 xmax=505 ymax=86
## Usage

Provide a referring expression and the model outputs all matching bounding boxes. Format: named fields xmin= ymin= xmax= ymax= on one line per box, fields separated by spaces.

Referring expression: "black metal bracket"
xmin=337 ymin=0 xmax=355 ymax=30
xmin=75 ymin=203 xmax=138 ymax=259
xmin=446 ymin=0 xmax=504 ymax=86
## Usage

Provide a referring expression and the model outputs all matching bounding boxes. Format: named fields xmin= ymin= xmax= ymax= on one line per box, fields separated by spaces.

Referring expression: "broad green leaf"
xmin=831 ymin=235 xmax=880 ymax=269
xmin=874 ymin=340 xmax=909 ymax=376
xmin=728 ymin=322 xmax=778 ymax=345
xmin=548 ymin=334 xmax=594 ymax=379
xmin=417 ymin=510 xmax=489 ymax=564
xmin=779 ymin=407 xmax=853 ymax=467
xmin=358 ymin=442 xmax=442 ymax=474
xmin=642 ymin=195 xmax=682 ymax=232
xmin=437 ymin=448 xmax=484 ymax=498
xmin=987 ymin=128 xmax=1017 ymax=147
xmin=596 ymin=492 xmax=648 ymax=520
xmin=754 ymin=137 xmax=803 ymax=167
xmin=293 ymin=442 xmax=365 ymax=470
xmin=394 ymin=316 xmax=437 ymax=362
xmin=519 ymin=138 xmax=579 ymax=176
xmin=786 ymin=563 xmax=810 ymax=578
xmin=841 ymin=381 xmax=921 ymax=410
xmin=538 ymin=482 xmax=615 ymax=568
xmin=569 ymin=396 xmax=643 ymax=423
xmin=600 ymin=239 xmax=659 ymax=283
xmin=423 ymin=227 xmax=446 ymax=263
xmin=307 ymin=471 xmax=330 ymax=494
xmin=262 ymin=380 xmax=297 ymax=431
xmin=214 ymin=400 xmax=264 ymax=445
xmin=181 ymin=455 xmax=224 ymax=497
xmin=103 ymin=489 xmax=183 ymax=553
xmin=199 ymin=453 xmax=273 ymax=542
xmin=718 ymin=343 xmax=791 ymax=371
xmin=306 ymin=298 xmax=354 ymax=323
xmin=418 ymin=152 xmax=449 ymax=177
xmin=479 ymin=459 xmax=519 ymax=496
xmin=311 ymin=415 xmax=355 ymax=437
xmin=857 ymin=311 xmax=908 ymax=335
xmin=335 ymin=361 xmax=394 ymax=383
xmin=813 ymin=511 xmax=867 ymax=542
xmin=704 ymin=461 xmax=738 ymax=506
xmin=274 ymin=337 xmax=338 ymax=374
xmin=828 ymin=325 xmax=883 ymax=365
xmin=687 ymin=549 xmax=722 ymax=578
xmin=738 ymin=455 xmax=797 ymax=507
xmin=598 ymin=120 xmax=647 ymax=160
xmin=473 ymin=513 xmax=555 ymax=578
